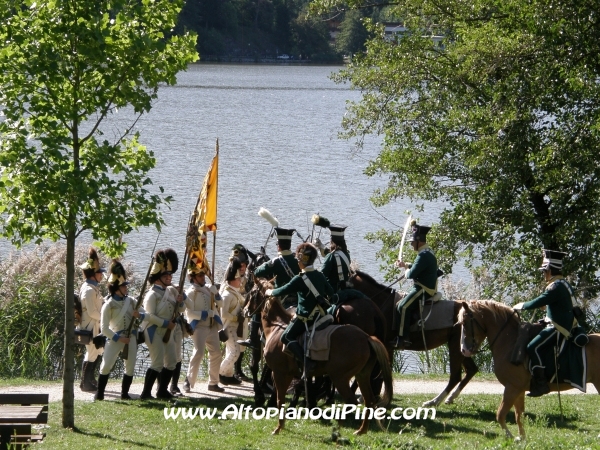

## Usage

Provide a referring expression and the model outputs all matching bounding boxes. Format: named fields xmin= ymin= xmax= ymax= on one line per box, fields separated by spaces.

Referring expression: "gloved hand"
xmin=209 ymin=285 xmax=220 ymax=296
xmin=201 ymin=310 xmax=208 ymax=321
xmin=207 ymin=310 xmax=215 ymax=318
xmin=513 ymin=302 xmax=525 ymax=311
xmin=214 ymin=315 xmax=223 ymax=325
xmin=313 ymin=237 xmax=325 ymax=250
xmin=265 ymin=289 xmax=274 ymax=297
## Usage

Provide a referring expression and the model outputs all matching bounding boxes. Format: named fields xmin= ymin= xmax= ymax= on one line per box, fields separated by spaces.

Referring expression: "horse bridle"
xmin=462 ymin=309 xmax=517 ymax=355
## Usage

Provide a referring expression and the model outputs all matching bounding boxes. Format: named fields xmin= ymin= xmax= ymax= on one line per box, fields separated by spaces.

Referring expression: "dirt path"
xmin=2 ymin=379 xmax=596 ymax=403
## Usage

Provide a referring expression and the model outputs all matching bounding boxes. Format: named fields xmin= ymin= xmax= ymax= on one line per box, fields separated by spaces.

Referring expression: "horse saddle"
xmin=408 ymin=298 xmax=454 ymax=332
xmin=295 ymin=323 xmax=341 ymax=361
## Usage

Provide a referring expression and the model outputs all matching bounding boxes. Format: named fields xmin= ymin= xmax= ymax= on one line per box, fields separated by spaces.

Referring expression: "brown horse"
xmin=459 ymin=300 xmax=600 ymax=439
xmin=248 ymin=281 xmax=393 ymax=435
xmin=349 ymin=270 xmax=479 ymax=406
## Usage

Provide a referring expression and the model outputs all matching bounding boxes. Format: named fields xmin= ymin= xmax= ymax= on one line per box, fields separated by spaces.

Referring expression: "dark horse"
xmin=244 ymin=247 xmax=272 ymax=407
xmin=349 ymin=270 xmax=479 ymax=406
xmin=248 ymin=280 xmax=393 ymax=435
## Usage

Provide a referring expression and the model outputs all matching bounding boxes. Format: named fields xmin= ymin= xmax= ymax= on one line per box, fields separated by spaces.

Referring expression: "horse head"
xmin=458 ymin=301 xmax=487 ymax=357
xmin=243 ymin=247 xmax=271 ymax=294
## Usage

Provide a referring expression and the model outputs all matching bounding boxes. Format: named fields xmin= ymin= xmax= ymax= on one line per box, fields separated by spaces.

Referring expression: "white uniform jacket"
xmin=141 ymin=285 xmax=185 ymax=344
xmin=79 ymin=280 xmax=104 ymax=336
xmin=100 ymin=294 xmax=146 ymax=342
xmin=185 ymin=283 xmax=222 ymax=330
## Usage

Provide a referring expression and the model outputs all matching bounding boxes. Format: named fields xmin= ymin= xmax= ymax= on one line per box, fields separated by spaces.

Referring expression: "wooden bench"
xmin=0 ymin=393 xmax=48 ymax=449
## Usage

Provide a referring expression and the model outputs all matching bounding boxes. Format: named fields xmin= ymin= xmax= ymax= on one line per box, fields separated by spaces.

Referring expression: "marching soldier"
xmin=513 ymin=249 xmax=576 ymax=397
xmin=265 ymin=242 xmax=334 ymax=371
xmin=139 ymin=248 xmax=185 ymax=400
xmin=227 ymin=244 xmax=252 ymax=382
xmin=96 ymin=260 xmax=144 ymax=400
xmin=183 ymin=261 xmax=225 ymax=393
xmin=78 ymin=247 xmax=106 ymax=392
xmin=241 ymin=227 xmax=300 ymax=349
xmin=219 ymin=257 xmax=246 ymax=385
xmin=317 ymin=224 xmax=351 ymax=293
xmin=390 ymin=220 xmax=438 ymax=349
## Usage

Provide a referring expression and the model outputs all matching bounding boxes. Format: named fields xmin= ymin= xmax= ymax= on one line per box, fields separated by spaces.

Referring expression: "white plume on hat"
xmin=258 ymin=207 xmax=280 ymax=227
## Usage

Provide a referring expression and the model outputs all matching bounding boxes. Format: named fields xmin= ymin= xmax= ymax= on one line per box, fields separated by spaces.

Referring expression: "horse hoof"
xmin=422 ymin=400 xmax=436 ymax=407
xmin=353 ymin=428 xmax=367 ymax=435
xmin=444 ymin=399 xmax=454 ymax=405
xmin=272 ymin=427 xmax=281 ymax=435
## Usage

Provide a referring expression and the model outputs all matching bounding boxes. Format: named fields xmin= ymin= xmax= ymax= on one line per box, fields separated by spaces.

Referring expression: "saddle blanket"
xmin=403 ymin=296 xmax=455 ymax=332
xmin=295 ymin=324 xmax=342 ymax=361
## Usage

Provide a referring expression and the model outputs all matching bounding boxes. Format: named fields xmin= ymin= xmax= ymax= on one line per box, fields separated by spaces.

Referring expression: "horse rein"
xmin=463 ymin=309 xmax=518 ymax=354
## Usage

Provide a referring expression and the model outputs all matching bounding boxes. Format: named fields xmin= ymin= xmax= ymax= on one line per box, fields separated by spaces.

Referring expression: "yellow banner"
xmin=188 ymin=143 xmax=219 ymax=278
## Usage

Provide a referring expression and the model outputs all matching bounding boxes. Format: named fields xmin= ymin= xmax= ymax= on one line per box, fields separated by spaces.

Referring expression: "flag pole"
xmin=211 ymin=139 xmax=219 ymax=278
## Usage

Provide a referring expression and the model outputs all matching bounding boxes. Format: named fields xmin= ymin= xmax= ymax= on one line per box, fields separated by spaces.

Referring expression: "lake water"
xmin=2 ymin=63 xmax=466 ymax=283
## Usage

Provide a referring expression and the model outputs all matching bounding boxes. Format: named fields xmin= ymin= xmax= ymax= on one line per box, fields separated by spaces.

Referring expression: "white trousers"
xmin=187 ymin=325 xmax=221 ymax=387
xmin=172 ymin=322 xmax=183 ymax=364
xmin=145 ymin=327 xmax=177 ymax=372
xmin=219 ymin=323 xmax=240 ymax=377
xmin=83 ymin=341 xmax=104 ymax=362
xmin=99 ymin=333 xmax=137 ymax=376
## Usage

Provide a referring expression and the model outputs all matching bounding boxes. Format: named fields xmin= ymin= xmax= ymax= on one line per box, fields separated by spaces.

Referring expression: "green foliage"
xmin=313 ymin=0 xmax=600 ymax=301
xmin=0 ymin=0 xmax=197 ymax=254
xmin=335 ymin=10 xmax=370 ymax=56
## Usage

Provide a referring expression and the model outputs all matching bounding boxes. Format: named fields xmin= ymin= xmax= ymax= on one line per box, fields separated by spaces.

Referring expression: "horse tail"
xmin=367 ymin=336 xmax=393 ymax=408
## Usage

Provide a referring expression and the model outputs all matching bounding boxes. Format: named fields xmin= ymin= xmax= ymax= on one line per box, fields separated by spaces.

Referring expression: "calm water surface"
xmin=5 ymin=64 xmax=457 ymax=282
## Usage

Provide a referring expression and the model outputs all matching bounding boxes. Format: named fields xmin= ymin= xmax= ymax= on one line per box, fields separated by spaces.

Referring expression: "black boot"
xmin=237 ymin=320 xmax=260 ymax=350
xmin=389 ymin=336 xmax=412 ymax=350
xmin=121 ymin=375 xmax=134 ymax=400
xmin=157 ymin=369 xmax=175 ymax=399
xmin=234 ymin=353 xmax=251 ymax=382
xmin=95 ymin=374 xmax=109 ymax=401
xmin=528 ymin=367 xmax=550 ymax=397
xmin=80 ymin=361 xmax=97 ymax=392
xmin=169 ymin=362 xmax=182 ymax=396
xmin=92 ymin=356 xmax=102 ymax=387
xmin=140 ymin=368 xmax=160 ymax=400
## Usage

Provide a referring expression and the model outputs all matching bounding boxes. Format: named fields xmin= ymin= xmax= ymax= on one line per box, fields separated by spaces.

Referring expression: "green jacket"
xmin=254 ymin=251 xmax=300 ymax=289
xmin=271 ymin=267 xmax=334 ymax=319
xmin=523 ymin=277 xmax=575 ymax=332
xmin=405 ymin=245 xmax=438 ymax=294
xmin=321 ymin=249 xmax=350 ymax=292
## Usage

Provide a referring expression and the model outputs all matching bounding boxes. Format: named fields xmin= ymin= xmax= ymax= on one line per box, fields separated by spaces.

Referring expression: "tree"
xmin=0 ymin=0 xmax=197 ymax=427
xmin=311 ymin=0 xmax=600 ymax=300
xmin=335 ymin=10 xmax=369 ymax=56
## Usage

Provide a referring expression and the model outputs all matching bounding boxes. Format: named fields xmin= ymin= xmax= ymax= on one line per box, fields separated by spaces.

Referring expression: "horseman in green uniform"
xmin=316 ymin=224 xmax=351 ymax=293
xmin=265 ymin=242 xmax=334 ymax=370
xmin=390 ymin=220 xmax=438 ymax=350
xmin=513 ymin=249 xmax=576 ymax=397
xmin=241 ymin=227 xmax=300 ymax=349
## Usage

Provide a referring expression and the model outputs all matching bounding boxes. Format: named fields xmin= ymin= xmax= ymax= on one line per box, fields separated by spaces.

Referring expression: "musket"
xmin=121 ymin=233 xmax=160 ymax=360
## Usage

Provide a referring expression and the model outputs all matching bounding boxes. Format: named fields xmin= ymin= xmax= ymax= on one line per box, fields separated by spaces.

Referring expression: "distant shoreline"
xmin=195 ymin=57 xmax=344 ymax=66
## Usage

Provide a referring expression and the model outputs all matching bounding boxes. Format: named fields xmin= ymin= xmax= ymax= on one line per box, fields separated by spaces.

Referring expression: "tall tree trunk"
xmin=62 ymin=224 xmax=76 ymax=428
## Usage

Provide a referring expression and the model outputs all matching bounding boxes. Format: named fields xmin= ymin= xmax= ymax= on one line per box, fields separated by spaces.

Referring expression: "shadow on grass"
xmin=72 ymin=427 xmax=162 ymax=449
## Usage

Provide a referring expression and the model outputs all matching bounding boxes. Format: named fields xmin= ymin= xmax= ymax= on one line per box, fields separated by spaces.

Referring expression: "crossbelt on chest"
xmin=334 ymin=251 xmax=350 ymax=281
xmin=278 ymin=256 xmax=295 ymax=279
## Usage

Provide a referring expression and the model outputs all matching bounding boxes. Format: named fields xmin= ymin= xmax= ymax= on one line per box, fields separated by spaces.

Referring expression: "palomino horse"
xmin=459 ymin=300 xmax=600 ymax=439
xmin=248 ymin=281 xmax=393 ymax=435
xmin=349 ymin=270 xmax=479 ymax=406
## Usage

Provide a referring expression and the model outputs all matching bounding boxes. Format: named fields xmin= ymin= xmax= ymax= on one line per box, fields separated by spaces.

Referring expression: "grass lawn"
xmin=42 ymin=392 xmax=600 ymax=449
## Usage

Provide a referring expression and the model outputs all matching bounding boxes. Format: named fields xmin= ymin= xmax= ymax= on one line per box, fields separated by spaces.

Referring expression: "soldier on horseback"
xmin=317 ymin=224 xmax=352 ymax=293
xmin=513 ymin=249 xmax=576 ymax=397
xmin=241 ymin=227 xmax=300 ymax=350
xmin=390 ymin=220 xmax=438 ymax=350
xmin=265 ymin=242 xmax=334 ymax=371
